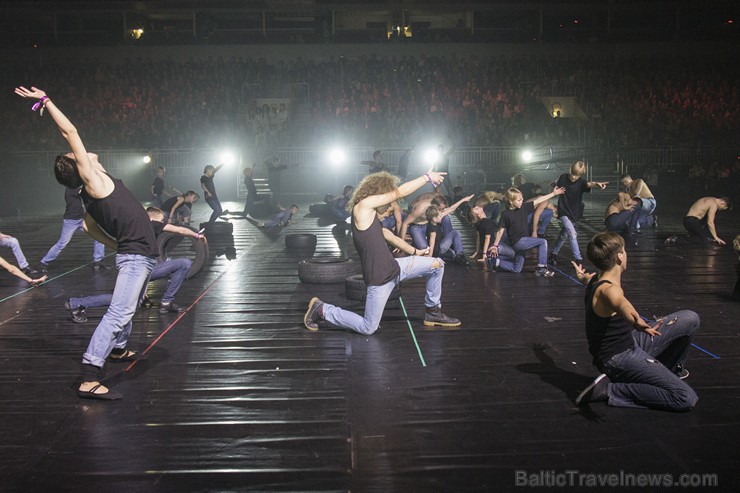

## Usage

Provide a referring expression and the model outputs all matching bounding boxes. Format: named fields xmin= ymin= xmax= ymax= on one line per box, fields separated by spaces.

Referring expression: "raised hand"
xmin=14 ymin=86 xmax=46 ymax=100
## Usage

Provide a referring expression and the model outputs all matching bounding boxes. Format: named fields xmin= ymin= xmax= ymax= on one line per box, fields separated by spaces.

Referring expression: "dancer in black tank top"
xmin=16 ymin=85 xmax=158 ymax=401
xmin=304 ymin=170 xmax=461 ymax=335
xmin=572 ymin=231 xmax=699 ymax=411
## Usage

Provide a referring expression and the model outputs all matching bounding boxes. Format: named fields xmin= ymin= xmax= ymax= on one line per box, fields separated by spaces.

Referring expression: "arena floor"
xmin=0 ymin=194 xmax=738 ymax=492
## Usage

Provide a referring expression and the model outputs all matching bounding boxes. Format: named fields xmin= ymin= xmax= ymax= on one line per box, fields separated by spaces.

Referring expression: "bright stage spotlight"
xmin=219 ymin=151 xmax=236 ymax=167
xmin=423 ymin=147 xmax=440 ymax=166
xmin=142 ymin=155 xmax=152 ymax=164
xmin=328 ymin=147 xmax=346 ymax=167
xmin=521 ymin=150 xmax=533 ymax=163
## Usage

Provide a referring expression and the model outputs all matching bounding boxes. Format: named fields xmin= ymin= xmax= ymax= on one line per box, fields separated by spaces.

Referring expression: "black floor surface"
xmin=0 ymin=195 xmax=738 ymax=492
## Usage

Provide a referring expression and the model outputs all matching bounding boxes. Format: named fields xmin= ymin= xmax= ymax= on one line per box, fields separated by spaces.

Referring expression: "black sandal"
xmin=77 ymin=383 xmax=123 ymax=400
xmin=108 ymin=349 xmax=139 ymax=362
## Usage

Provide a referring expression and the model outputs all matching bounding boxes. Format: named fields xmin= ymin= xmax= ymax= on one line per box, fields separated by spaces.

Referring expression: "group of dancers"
xmin=303 ymin=155 xmax=734 ymax=413
xmin=4 ymin=85 xmax=733 ymax=412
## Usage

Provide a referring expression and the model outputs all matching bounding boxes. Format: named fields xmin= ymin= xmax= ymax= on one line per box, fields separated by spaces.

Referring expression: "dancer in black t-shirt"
xmin=17 ymin=85 xmax=158 ymax=401
xmin=573 ymin=232 xmax=698 ymax=411
xmin=200 ymin=164 xmax=224 ymax=223
xmin=304 ymin=170 xmax=460 ymax=334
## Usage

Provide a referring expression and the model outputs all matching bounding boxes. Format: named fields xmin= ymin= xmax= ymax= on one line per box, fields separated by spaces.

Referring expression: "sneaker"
xmin=21 ymin=266 xmax=38 ymax=276
xmin=37 ymin=263 xmax=49 ymax=274
xmin=664 ymin=235 xmax=678 ymax=245
xmin=575 ymin=373 xmax=609 ymax=406
xmin=485 ymin=257 xmax=499 ymax=272
xmin=548 ymin=253 xmax=558 ymax=266
xmin=158 ymin=302 xmax=186 ymax=314
xmin=453 ymin=253 xmax=470 ymax=267
xmin=93 ymin=261 xmax=111 ymax=271
xmin=535 ymin=265 xmax=555 ymax=277
xmin=304 ymin=297 xmax=325 ymax=331
xmin=64 ymin=300 xmax=88 ymax=323
xmin=141 ymin=295 xmax=152 ymax=309
xmin=423 ymin=306 xmax=461 ymax=327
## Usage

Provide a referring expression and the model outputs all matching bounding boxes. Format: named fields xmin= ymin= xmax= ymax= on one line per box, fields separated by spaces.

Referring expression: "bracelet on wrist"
xmin=424 ymin=173 xmax=432 ymax=183
xmin=32 ymin=96 xmax=49 ymax=115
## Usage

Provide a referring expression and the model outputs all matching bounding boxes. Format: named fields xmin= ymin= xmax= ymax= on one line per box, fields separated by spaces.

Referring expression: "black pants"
xmin=683 ymin=216 xmax=712 ymax=245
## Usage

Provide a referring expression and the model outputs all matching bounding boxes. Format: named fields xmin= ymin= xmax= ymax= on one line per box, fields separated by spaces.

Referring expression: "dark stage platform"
xmin=0 ymin=195 xmax=738 ymax=492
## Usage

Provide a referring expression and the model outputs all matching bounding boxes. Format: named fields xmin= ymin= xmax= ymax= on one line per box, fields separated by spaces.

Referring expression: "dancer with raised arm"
xmin=16 ymin=86 xmax=159 ymax=401
xmin=304 ymin=170 xmax=460 ymax=334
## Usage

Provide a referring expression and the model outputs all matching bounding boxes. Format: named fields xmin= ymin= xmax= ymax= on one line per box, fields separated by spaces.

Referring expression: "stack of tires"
xmin=298 ymin=257 xmax=359 ymax=284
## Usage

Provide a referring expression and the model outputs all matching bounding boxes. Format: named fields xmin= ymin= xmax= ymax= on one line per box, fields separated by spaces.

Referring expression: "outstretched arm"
xmin=0 ymin=256 xmax=47 ymax=285
xmin=587 ymin=181 xmax=609 ymax=190
xmin=163 ymin=223 xmax=205 ymax=240
xmin=382 ymin=227 xmax=428 ymax=256
xmin=14 ymin=86 xmax=111 ymax=197
xmin=441 ymin=194 xmax=475 ymax=218
xmin=602 ymin=283 xmax=663 ymax=336
xmin=358 ymin=170 xmax=447 ymax=231
xmin=533 ymin=186 xmax=565 ymax=207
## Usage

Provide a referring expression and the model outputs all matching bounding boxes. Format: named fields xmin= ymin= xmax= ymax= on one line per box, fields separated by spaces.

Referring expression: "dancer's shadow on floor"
xmin=516 ymin=343 xmax=606 ymax=421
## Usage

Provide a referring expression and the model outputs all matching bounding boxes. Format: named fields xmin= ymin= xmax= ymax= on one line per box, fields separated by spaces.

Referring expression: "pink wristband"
xmin=31 ymin=96 xmax=48 ymax=112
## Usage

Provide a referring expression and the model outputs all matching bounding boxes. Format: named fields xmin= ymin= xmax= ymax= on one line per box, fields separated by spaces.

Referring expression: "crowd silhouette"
xmin=2 ymin=53 xmax=738 ymax=153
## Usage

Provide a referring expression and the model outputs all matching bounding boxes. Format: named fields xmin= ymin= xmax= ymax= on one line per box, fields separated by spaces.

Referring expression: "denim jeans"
xmin=381 ymin=212 xmax=407 ymax=231
xmin=205 ymin=196 xmax=222 ymax=223
xmin=322 ymin=256 xmax=445 ymax=335
xmin=494 ymin=237 xmax=546 ymax=273
xmin=513 ymin=236 xmax=548 ymax=265
xmin=527 ymin=207 xmax=554 ymax=235
xmin=153 ymin=257 xmax=192 ymax=303
xmin=70 ymin=257 xmax=191 ymax=308
xmin=438 ymin=229 xmax=464 ymax=257
xmin=635 ymin=197 xmax=657 ymax=229
xmin=41 ymin=218 xmax=105 ymax=264
xmin=605 ymin=210 xmax=639 ymax=233
xmin=82 ymin=254 xmax=156 ymax=368
xmin=0 ymin=235 xmax=29 ymax=269
xmin=552 ymin=216 xmax=583 ymax=260
xmin=408 ymin=223 xmax=429 ymax=249
xmin=492 ymin=239 xmax=525 ymax=273
xmin=599 ymin=310 xmax=699 ymax=411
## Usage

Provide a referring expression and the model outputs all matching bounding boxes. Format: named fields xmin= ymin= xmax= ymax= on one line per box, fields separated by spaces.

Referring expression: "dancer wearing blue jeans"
xmin=573 ymin=232 xmax=698 ymax=411
xmin=201 ymin=164 xmax=224 ymax=223
xmin=488 ymin=187 xmax=565 ymax=276
xmin=549 ymin=160 xmax=608 ymax=266
xmin=16 ymin=85 xmax=159 ymax=401
xmin=66 ymin=207 xmax=204 ymax=321
xmin=620 ymin=173 xmax=657 ymax=230
xmin=38 ymin=186 xmax=105 ymax=272
xmin=304 ymin=171 xmax=460 ymax=334
xmin=0 ymin=232 xmax=36 ymax=277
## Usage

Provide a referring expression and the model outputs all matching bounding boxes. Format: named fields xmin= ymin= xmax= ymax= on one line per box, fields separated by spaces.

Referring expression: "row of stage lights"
xmin=141 ymin=147 xmax=540 ymax=167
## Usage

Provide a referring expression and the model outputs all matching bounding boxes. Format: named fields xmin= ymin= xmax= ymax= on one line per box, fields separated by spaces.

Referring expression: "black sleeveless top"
xmin=584 ymin=277 xmax=634 ymax=366
xmin=352 ymin=214 xmax=400 ymax=286
xmin=81 ymin=175 xmax=158 ymax=258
